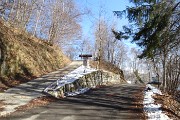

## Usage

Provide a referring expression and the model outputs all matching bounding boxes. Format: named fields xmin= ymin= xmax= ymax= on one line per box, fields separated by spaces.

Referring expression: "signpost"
xmin=79 ymin=54 xmax=92 ymax=68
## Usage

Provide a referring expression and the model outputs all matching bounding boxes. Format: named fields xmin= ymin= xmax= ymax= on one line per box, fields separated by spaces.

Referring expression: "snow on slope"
xmin=143 ymin=84 xmax=171 ymax=120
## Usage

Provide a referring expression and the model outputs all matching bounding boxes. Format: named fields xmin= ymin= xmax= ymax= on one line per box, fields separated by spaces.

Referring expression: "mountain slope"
xmin=0 ymin=19 xmax=70 ymax=91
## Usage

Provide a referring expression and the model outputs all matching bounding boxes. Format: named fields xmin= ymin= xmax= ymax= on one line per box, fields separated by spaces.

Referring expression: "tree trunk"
xmin=162 ymin=50 xmax=167 ymax=92
xmin=33 ymin=0 xmax=44 ymax=36
xmin=8 ymin=0 xmax=16 ymax=22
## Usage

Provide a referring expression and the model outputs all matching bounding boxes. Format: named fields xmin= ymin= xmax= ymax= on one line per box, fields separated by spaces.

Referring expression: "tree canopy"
xmin=114 ymin=0 xmax=180 ymax=59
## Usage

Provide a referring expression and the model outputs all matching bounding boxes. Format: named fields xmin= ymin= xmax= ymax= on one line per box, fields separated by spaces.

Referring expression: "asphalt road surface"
xmin=0 ymin=61 xmax=82 ymax=116
xmin=1 ymin=84 xmax=145 ymax=120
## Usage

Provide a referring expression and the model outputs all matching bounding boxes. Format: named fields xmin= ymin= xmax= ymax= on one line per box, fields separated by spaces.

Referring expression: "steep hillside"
xmin=0 ymin=20 xmax=71 ymax=91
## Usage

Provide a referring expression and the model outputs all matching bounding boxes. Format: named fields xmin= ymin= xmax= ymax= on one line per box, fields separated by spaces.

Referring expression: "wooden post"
xmin=79 ymin=54 xmax=92 ymax=68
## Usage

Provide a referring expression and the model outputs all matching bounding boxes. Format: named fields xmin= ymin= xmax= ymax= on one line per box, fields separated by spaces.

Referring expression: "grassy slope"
xmin=0 ymin=20 xmax=71 ymax=91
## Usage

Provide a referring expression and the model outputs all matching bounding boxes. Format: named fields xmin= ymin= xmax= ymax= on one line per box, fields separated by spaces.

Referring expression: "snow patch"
xmin=65 ymin=88 xmax=90 ymax=96
xmin=44 ymin=66 xmax=96 ymax=96
xmin=143 ymin=84 xmax=172 ymax=120
xmin=127 ymin=80 xmax=132 ymax=84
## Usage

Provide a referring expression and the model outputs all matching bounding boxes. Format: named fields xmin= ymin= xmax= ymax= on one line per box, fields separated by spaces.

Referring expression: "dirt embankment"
xmin=0 ymin=20 xmax=71 ymax=91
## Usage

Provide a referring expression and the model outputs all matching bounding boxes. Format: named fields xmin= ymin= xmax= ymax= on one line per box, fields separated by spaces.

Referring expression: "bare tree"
xmin=166 ymin=54 xmax=180 ymax=95
xmin=79 ymin=37 xmax=94 ymax=55
xmin=115 ymin=42 xmax=128 ymax=69
xmin=0 ymin=0 xmax=83 ymax=46
xmin=94 ymin=18 xmax=109 ymax=68
xmin=33 ymin=0 xmax=44 ymax=36
xmin=47 ymin=0 xmax=82 ymax=45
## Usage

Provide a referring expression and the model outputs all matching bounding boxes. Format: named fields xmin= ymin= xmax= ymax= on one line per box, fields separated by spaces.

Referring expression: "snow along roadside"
xmin=143 ymin=84 xmax=171 ymax=120
xmin=44 ymin=66 xmax=97 ymax=97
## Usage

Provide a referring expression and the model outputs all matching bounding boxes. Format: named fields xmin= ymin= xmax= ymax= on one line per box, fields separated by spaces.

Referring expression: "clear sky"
xmin=75 ymin=0 xmax=136 ymax=48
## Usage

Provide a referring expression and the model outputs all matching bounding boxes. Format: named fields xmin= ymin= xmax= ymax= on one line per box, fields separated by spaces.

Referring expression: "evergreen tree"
xmin=114 ymin=0 xmax=180 ymax=59
xmin=114 ymin=0 xmax=180 ymax=91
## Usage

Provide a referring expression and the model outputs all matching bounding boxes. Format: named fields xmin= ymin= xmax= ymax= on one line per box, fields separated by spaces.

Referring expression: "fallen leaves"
xmin=0 ymin=100 xmax=5 ymax=112
xmin=153 ymin=94 xmax=180 ymax=119
xmin=16 ymin=96 xmax=57 ymax=111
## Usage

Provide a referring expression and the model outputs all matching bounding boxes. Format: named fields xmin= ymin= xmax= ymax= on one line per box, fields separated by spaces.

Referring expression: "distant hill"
xmin=0 ymin=19 xmax=70 ymax=91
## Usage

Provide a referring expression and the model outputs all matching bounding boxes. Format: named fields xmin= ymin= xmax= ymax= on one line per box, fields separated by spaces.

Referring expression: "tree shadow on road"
xmin=56 ymin=84 xmax=146 ymax=119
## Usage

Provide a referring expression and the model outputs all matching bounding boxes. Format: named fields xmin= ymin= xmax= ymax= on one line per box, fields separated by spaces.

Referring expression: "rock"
xmin=145 ymin=87 xmax=151 ymax=91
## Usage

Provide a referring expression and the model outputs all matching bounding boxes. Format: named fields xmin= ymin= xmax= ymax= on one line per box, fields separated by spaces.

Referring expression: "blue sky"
xmin=75 ymin=0 xmax=136 ymax=48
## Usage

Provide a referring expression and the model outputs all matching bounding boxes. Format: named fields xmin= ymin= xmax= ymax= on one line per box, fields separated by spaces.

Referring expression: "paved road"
xmin=0 ymin=61 xmax=82 ymax=116
xmin=2 ymin=84 xmax=145 ymax=120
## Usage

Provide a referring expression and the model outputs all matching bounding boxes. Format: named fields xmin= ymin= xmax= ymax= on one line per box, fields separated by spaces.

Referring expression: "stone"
xmin=44 ymin=70 xmax=123 ymax=98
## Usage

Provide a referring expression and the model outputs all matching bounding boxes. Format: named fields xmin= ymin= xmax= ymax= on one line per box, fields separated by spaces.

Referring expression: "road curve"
xmin=2 ymin=84 xmax=146 ymax=120
xmin=0 ymin=61 xmax=83 ymax=117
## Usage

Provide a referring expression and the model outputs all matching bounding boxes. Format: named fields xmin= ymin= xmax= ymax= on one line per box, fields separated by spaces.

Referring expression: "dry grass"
xmin=0 ymin=19 xmax=71 ymax=91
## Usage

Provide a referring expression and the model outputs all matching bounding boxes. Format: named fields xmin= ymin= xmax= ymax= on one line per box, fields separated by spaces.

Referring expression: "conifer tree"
xmin=114 ymin=0 xmax=180 ymax=91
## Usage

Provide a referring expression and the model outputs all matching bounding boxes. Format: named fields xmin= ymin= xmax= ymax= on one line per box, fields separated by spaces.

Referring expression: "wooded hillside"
xmin=0 ymin=19 xmax=70 ymax=91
